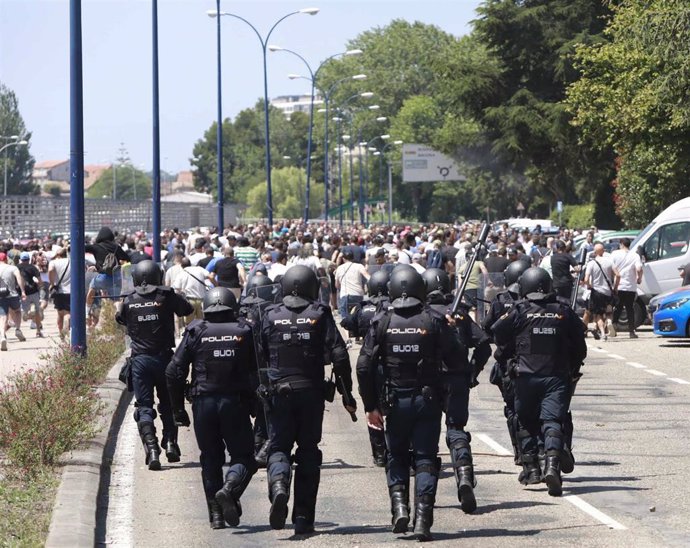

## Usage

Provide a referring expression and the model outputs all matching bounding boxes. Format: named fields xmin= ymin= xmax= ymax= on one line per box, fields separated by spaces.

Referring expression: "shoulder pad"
xmin=184 ymin=319 xmax=205 ymax=337
xmin=120 ymin=289 xmax=135 ymax=299
xmin=263 ymin=303 xmax=281 ymax=314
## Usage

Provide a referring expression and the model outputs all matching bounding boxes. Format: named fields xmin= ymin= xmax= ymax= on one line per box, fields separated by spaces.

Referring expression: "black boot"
xmin=561 ymin=445 xmax=575 ymax=474
xmin=163 ymin=440 xmax=181 ymax=463
xmin=215 ymin=480 xmax=242 ymax=527
xmin=507 ymin=415 xmax=520 ymax=466
xmin=519 ymin=454 xmax=541 ymax=485
xmin=412 ymin=495 xmax=434 ymax=542
xmin=543 ymin=452 xmax=562 ymax=496
xmin=293 ymin=512 xmax=315 ymax=535
xmin=370 ymin=427 xmax=387 ymax=467
xmin=389 ymin=485 xmax=409 ymax=533
xmin=269 ymin=479 xmax=289 ymax=530
xmin=138 ymin=422 xmax=161 ymax=471
xmin=456 ymin=464 xmax=477 ymax=514
xmin=207 ymin=498 xmax=226 ymax=529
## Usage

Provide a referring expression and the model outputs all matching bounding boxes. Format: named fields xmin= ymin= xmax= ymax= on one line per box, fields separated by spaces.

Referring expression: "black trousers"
xmin=612 ymin=290 xmax=636 ymax=332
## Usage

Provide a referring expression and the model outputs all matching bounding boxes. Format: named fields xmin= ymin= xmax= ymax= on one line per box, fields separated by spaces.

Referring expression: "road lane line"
xmin=626 ymin=362 xmax=647 ymax=369
xmin=645 ymin=369 xmax=667 ymax=376
xmin=607 ymin=353 xmax=626 ymax=360
xmin=478 ymin=433 xmax=628 ymax=531
xmin=565 ymin=495 xmax=627 ymax=530
xmin=475 ymin=433 xmax=513 ymax=456
xmin=669 ymin=378 xmax=690 ymax=385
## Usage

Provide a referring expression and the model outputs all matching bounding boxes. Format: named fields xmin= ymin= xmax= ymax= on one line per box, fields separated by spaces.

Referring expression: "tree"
xmin=0 ymin=83 xmax=37 ymax=195
xmin=246 ymin=167 xmax=324 ymax=219
xmin=567 ymin=0 xmax=690 ymax=226
xmin=190 ymin=101 xmax=313 ymax=204
xmin=86 ymin=165 xmax=151 ymax=200
xmin=437 ymin=2 xmax=616 ymax=222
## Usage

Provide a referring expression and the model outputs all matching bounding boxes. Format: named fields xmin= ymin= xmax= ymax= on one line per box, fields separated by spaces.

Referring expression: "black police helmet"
xmin=247 ymin=274 xmax=273 ymax=291
xmin=131 ymin=259 xmax=162 ymax=287
xmin=203 ymin=286 xmax=237 ymax=317
xmin=281 ymin=265 xmax=319 ymax=307
xmin=518 ymin=267 xmax=553 ymax=298
xmin=367 ymin=270 xmax=389 ymax=297
xmin=389 ymin=267 xmax=426 ymax=308
xmin=422 ymin=268 xmax=450 ymax=295
xmin=504 ymin=260 xmax=530 ymax=289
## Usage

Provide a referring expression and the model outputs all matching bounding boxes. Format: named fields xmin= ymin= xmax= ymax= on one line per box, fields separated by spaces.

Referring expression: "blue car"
xmin=653 ymin=287 xmax=690 ymax=337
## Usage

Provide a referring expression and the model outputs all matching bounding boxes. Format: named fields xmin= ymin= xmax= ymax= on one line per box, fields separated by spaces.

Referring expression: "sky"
xmin=0 ymin=0 xmax=483 ymax=173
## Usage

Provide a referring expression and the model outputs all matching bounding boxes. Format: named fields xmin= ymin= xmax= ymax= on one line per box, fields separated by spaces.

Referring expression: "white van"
xmin=631 ymin=197 xmax=690 ymax=300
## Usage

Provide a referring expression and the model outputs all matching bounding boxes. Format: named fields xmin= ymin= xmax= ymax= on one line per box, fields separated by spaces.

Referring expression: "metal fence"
xmin=0 ymin=196 xmax=238 ymax=237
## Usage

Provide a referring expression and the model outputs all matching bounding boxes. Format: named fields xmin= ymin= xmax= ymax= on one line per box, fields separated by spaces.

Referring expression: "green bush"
xmin=550 ymin=203 xmax=595 ymax=230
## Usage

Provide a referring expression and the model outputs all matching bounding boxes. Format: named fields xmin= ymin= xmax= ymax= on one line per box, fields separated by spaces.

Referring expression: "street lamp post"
xmin=208 ymin=7 xmax=319 ymax=227
xmin=355 ymin=116 xmax=387 ymax=224
xmin=213 ymin=0 xmax=224 ymax=231
xmin=0 ymin=139 xmax=28 ymax=197
xmin=378 ymin=140 xmax=403 ymax=225
xmin=152 ymin=0 xmax=161 ymax=263
xmin=272 ymin=47 xmax=363 ymax=220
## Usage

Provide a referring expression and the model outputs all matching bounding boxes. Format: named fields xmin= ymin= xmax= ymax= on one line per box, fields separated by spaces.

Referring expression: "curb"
xmin=45 ymin=353 xmax=132 ymax=548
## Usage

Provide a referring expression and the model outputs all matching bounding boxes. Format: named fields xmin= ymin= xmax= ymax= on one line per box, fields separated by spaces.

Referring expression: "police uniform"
xmin=483 ymin=288 xmax=522 ymax=464
xmin=427 ymin=289 xmax=490 ymax=514
xmin=341 ymin=292 xmax=391 ymax=467
xmin=116 ymin=266 xmax=193 ymax=470
xmin=357 ymin=267 xmax=463 ymax=541
xmin=166 ymin=288 xmax=257 ymax=529
xmin=261 ymin=265 xmax=353 ymax=535
xmin=491 ymin=268 xmax=586 ymax=496
xmin=238 ymin=278 xmax=279 ymax=468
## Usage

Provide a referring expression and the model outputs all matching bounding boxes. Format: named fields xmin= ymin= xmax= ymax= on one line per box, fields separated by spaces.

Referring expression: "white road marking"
xmin=104 ymin=401 xmax=137 ymax=547
xmin=645 ymin=369 xmax=667 ymax=377
xmin=565 ymin=495 xmax=628 ymax=530
xmin=668 ymin=378 xmax=690 ymax=385
xmin=626 ymin=362 xmax=647 ymax=369
xmin=475 ymin=432 xmax=513 ymax=456
xmin=478 ymin=433 xmax=628 ymax=531
xmin=607 ymin=353 xmax=626 ymax=360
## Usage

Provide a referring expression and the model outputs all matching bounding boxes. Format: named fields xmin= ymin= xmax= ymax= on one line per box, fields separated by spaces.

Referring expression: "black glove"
xmin=173 ymin=408 xmax=191 ymax=427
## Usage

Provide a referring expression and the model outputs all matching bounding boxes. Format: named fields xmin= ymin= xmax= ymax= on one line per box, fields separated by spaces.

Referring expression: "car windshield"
xmin=631 ymin=222 xmax=655 ymax=248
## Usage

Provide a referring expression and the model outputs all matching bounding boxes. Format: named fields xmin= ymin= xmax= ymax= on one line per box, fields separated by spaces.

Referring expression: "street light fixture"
xmin=208 ymin=8 xmax=319 ymax=226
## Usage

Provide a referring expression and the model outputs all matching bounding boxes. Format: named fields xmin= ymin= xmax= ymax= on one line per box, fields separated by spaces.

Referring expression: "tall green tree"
xmin=0 ymin=83 xmax=37 ymax=195
xmin=438 ymin=1 xmax=615 ymax=221
xmin=567 ymin=0 xmax=690 ymax=226
xmin=246 ymin=167 xmax=323 ymax=219
xmin=86 ymin=165 xmax=151 ymax=200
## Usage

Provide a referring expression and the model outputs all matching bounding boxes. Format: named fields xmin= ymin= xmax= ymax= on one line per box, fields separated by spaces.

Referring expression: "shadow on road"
xmin=321 ymin=458 xmax=366 ymax=469
xmin=472 ymin=500 xmax=556 ymax=514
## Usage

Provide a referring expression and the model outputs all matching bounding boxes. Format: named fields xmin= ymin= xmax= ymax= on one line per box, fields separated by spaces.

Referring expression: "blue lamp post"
xmin=356 ymin=117 xmax=388 ymax=223
xmin=207 ymin=7 xmax=320 ymax=227
xmin=268 ymin=46 xmax=363 ymax=221
xmin=152 ymin=0 xmax=161 ymax=263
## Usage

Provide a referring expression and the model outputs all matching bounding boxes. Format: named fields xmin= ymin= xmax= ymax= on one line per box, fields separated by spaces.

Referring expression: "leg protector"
xmin=519 ymin=453 xmax=542 ymax=486
xmin=413 ymin=494 xmax=434 ymax=542
xmin=369 ymin=426 xmax=387 ymax=467
xmin=506 ymin=413 xmax=521 ymax=465
xmin=137 ymin=422 xmax=161 ymax=471
xmin=389 ymin=484 xmax=410 ymax=534
xmin=267 ymin=453 xmax=291 ymax=530
xmin=561 ymin=412 xmax=575 ymax=474
xmin=448 ymin=436 xmax=476 ymax=514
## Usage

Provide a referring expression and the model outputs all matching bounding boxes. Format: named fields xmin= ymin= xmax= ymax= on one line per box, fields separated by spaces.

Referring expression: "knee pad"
xmin=543 ymin=421 xmax=563 ymax=440
xmin=267 ymin=452 xmax=291 ymax=468
xmin=231 ymin=456 xmax=259 ymax=476
xmin=414 ymin=460 xmax=440 ymax=478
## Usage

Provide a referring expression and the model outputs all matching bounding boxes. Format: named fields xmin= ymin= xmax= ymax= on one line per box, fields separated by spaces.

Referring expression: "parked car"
xmin=572 ymin=230 xmax=640 ymax=255
xmin=652 ymin=287 xmax=690 ymax=337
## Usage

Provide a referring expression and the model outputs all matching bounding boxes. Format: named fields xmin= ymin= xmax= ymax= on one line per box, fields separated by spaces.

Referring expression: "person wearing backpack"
xmin=0 ymin=252 xmax=26 ymax=350
xmin=85 ymin=226 xmax=129 ymax=298
xmin=18 ymin=252 xmax=44 ymax=338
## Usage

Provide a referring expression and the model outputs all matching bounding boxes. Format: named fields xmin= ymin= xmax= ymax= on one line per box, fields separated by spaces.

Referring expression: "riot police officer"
xmin=422 ymin=268 xmax=490 ymax=514
xmin=491 ymin=267 xmax=586 ymax=496
xmin=482 ymin=260 xmax=530 ymax=466
xmin=357 ymin=267 xmax=463 ymax=541
xmin=116 ymin=260 xmax=193 ymax=470
xmin=341 ymin=269 xmax=391 ymax=467
xmin=238 ymin=274 xmax=278 ymax=468
xmin=260 ymin=265 xmax=355 ymax=535
xmin=166 ymin=287 xmax=257 ymax=529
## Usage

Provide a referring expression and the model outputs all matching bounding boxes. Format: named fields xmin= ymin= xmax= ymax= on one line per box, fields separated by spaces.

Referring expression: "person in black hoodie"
xmin=85 ymin=226 xmax=130 ymax=297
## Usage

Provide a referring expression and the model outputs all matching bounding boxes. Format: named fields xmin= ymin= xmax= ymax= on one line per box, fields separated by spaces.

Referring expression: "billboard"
xmin=402 ymin=144 xmax=465 ymax=183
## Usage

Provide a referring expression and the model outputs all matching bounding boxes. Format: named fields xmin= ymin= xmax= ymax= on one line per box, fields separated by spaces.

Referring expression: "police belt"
xmin=270 ymin=379 xmax=317 ymax=395
xmin=131 ymin=348 xmax=173 ymax=360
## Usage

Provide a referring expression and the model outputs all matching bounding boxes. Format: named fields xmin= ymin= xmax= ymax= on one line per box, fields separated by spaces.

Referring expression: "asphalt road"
xmin=99 ymin=326 xmax=690 ymax=547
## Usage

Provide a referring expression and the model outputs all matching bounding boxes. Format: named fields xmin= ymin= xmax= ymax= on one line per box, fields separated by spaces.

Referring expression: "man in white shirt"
xmin=172 ymin=257 xmax=215 ymax=324
xmin=584 ymin=243 xmax=616 ymax=340
xmin=334 ymin=249 xmax=369 ymax=318
xmin=612 ymin=237 xmax=643 ymax=338
xmin=0 ymin=252 xmax=26 ymax=350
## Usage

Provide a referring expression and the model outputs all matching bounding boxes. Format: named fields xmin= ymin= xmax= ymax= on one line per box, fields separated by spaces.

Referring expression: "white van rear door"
xmin=638 ymin=221 xmax=690 ymax=295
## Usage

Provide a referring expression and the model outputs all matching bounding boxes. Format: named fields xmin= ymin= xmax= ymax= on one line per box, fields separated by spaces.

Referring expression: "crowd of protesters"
xmin=0 ymin=218 xmax=643 ymax=350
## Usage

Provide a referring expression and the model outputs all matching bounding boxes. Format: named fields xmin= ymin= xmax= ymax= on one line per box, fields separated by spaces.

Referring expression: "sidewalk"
xmin=0 ymin=306 xmax=63 ymax=383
